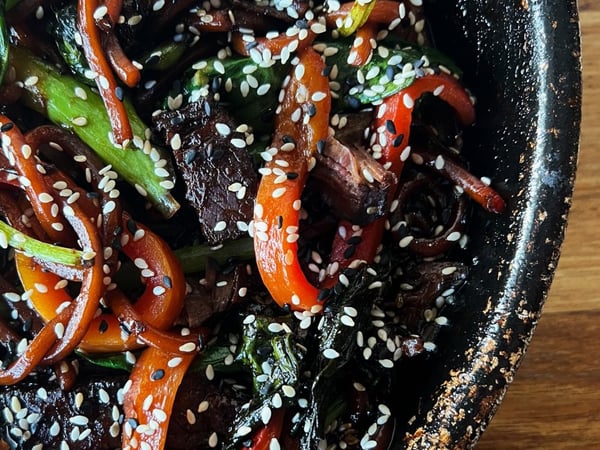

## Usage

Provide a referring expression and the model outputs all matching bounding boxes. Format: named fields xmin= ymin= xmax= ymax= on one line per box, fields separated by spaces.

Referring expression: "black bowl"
xmin=390 ymin=1 xmax=582 ymax=448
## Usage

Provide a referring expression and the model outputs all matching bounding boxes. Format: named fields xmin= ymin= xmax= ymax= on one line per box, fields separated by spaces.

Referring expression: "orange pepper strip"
xmin=39 ymin=192 xmax=106 ymax=363
xmin=122 ymin=346 xmax=196 ymax=450
xmin=17 ymin=214 xmax=187 ymax=353
xmin=77 ymin=0 xmax=133 ymax=144
xmin=347 ymin=22 xmax=378 ymax=66
xmin=326 ymin=73 xmax=476 ymax=282
xmin=253 ymin=47 xmax=331 ymax=312
xmin=0 ymin=115 xmax=74 ymax=245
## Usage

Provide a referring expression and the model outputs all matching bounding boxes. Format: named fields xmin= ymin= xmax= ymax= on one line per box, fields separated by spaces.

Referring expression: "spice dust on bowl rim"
xmin=391 ymin=1 xmax=582 ymax=448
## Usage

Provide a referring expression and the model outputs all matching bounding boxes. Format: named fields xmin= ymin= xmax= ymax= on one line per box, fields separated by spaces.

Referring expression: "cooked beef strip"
xmin=311 ymin=136 xmax=396 ymax=226
xmin=153 ymin=99 xmax=258 ymax=245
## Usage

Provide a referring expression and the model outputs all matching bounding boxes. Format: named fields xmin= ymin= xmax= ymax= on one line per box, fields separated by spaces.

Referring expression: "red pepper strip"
xmin=375 ymin=72 xmax=475 ymax=178
xmin=231 ymin=27 xmax=317 ymax=59
xmin=191 ymin=9 xmax=233 ymax=33
xmin=122 ymin=346 xmax=195 ymax=450
xmin=253 ymin=47 xmax=331 ymax=312
xmin=101 ymin=0 xmax=122 ymax=27
xmin=77 ymin=0 xmax=133 ymax=145
xmin=241 ymin=408 xmax=286 ymax=450
xmin=0 ymin=115 xmax=75 ymax=245
xmin=325 ymin=73 xmax=476 ymax=281
xmin=104 ymin=32 xmax=141 ymax=88
xmin=347 ymin=22 xmax=378 ymax=66
xmin=413 ymin=146 xmax=506 ymax=213
xmin=24 ymin=124 xmax=123 ymax=274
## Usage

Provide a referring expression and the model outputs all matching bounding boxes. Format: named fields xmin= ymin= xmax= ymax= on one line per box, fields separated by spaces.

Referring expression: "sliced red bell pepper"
xmin=77 ymin=0 xmax=133 ymax=144
xmin=253 ymin=47 xmax=331 ymax=312
xmin=241 ymin=408 xmax=285 ymax=450
xmin=122 ymin=346 xmax=196 ymax=450
xmin=0 ymin=114 xmax=75 ymax=245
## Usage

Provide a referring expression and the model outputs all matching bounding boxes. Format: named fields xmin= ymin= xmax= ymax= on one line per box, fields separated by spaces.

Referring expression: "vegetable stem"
xmin=9 ymin=45 xmax=180 ymax=218
xmin=0 ymin=219 xmax=86 ymax=266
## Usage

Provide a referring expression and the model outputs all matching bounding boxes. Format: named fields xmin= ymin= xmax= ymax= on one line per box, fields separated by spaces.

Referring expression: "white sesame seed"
xmin=323 ymin=348 xmax=340 ymax=359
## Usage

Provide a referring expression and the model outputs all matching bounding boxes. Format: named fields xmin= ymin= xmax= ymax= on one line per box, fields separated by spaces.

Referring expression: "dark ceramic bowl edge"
xmin=392 ymin=1 xmax=582 ymax=449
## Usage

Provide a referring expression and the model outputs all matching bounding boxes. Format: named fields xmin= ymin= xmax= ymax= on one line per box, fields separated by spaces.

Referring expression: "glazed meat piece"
xmin=153 ymin=99 xmax=258 ymax=245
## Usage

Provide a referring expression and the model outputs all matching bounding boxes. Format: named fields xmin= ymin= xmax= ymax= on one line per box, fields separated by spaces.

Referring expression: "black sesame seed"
xmin=22 ymin=318 xmax=33 ymax=333
xmin=307 ymin=103 xmax=317 ymax=117
xmin=343 ymin=244 xmax=356 ymax=259
xmin=184 ymin=149 xmax=197 ymax=164
xmin=210 ymin=77 xmax=221 ymax=92
xmin=316 ymin=139 xmax=326 ymax=154
xmin=282 ymin=135 xmax=296 ymax=144
xmin=295 ymin=19 xmax=308 ymax=29
xmin=277 ymin=215 xmax=283 ymax=229
xmin=210 ymin=146 xmax=225 ymax=161
xmin=119 ymin=322 xmax=131 ymax=335
xmin=151 ymin=369 xmax=165 ymax=381
xmin=170 ymin=115 xmax=185 ymax=126
xmin=322 ymin=66 xmax=332 ymax=77
xmin=99 ymin=319 xmax=109 ymax=333
xmin=347 ymin=235 xmax=362 ymax=245
xmin=333 ymin=284 xmax=343 ymax=295
xmin=393 ymin=134 xmax=404 ymax=147
xmin=126 ymin=218 xmax=137 ymax=234
xmin=286 ymin=172 xmax=299 ymax=180
xmin=115 ymin=86 xmax=124 ymax=102
xmin=385 ymin=65 xmax=395 ymax=81
xmin=385 ymin=119 xmax=396 ymax=134
xmin=317 ymin=288 xmax=330 ymax=301
xmin=346 ymin=96 xmax=361 ymax=109
xmin=146 ymin=53 xmax=161 ymax=66
xmin=1 ymin=122 xmax=14 ymax=132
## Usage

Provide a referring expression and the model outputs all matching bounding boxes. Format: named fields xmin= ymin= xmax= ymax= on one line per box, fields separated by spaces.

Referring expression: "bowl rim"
xmin=397 ymin=1 xmax=583 ymax=448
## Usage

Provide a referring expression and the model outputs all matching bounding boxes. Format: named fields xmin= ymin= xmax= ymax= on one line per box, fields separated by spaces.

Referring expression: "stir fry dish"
xmin=0 ymin=0 xmax=506 ymax=449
